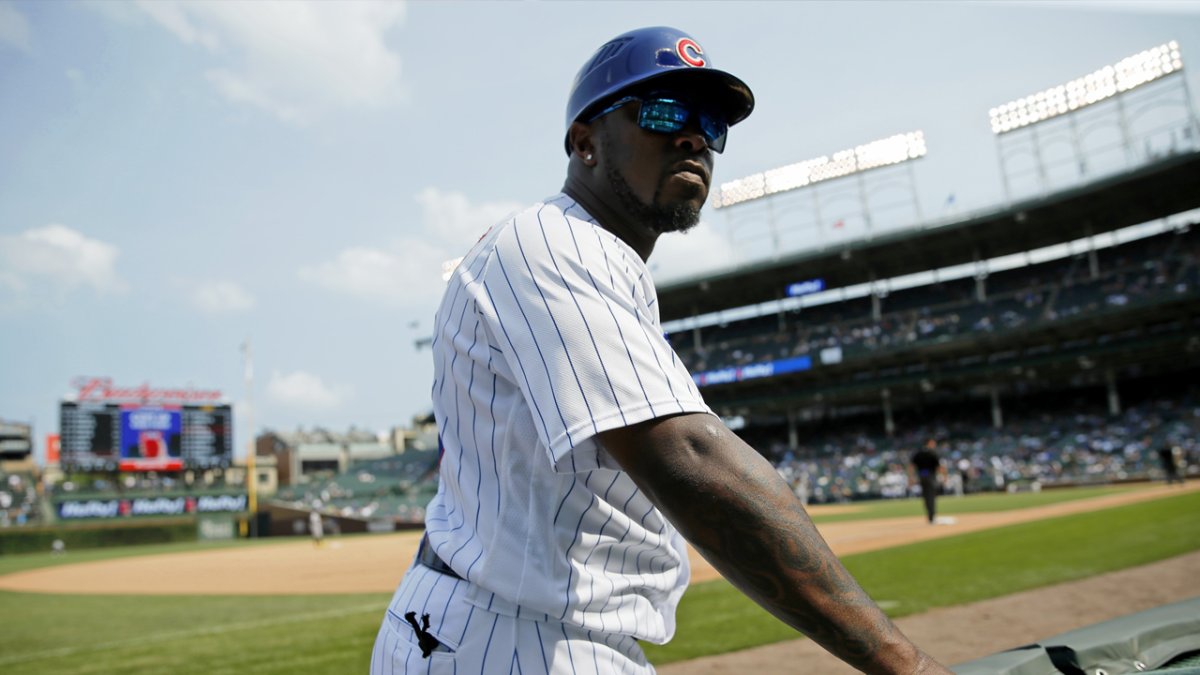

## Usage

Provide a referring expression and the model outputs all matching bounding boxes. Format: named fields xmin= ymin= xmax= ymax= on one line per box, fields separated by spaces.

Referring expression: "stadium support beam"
xmin=870 ymin=275 xmax=882 ymax=321
xmin=990 ymin=386 xmax=1003 ymax=430
xmin=787 ymin=409 xmax=799 ymax=452
xmin=1106 ymin=369 xmax=1122 ymax=416
xmin=1086 ymin=225 xmax=1101 ymax=279
xmin=241 ymin=339 xmax=258 ymax=538
xmin=881 ymin=388 xmax=895 ymax=438
xmin=974 ymin=254 xmax=988 ymax=302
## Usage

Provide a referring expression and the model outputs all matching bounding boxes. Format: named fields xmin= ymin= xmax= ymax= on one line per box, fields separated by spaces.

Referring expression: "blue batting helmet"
xmin=564 ymin=26 xmax=755 ymax=154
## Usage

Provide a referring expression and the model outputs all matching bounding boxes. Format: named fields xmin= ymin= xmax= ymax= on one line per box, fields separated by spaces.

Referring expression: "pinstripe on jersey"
xmin=421 ymin=193 xmax=713 ymax=645
xmin=372 ymin=562 xmax=657 ymax=674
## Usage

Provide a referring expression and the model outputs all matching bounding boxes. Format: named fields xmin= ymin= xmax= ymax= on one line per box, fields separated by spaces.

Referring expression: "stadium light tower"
xmin=989 ymin=41 xmax=1197 ymax=201
xmin=709 ymin=131 xmax=927 ymax=263
xmin=241 ymin=338 xmax=257 ymax=537
xmin=988 ymin=42 xmax=1184 ymax=135
xmin=711 ymin=131 xmax=927 ymax=208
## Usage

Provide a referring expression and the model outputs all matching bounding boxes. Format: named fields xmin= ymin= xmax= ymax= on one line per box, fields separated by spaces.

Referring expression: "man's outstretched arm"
xmin=598 ymin=413 xmax=952 ymax=675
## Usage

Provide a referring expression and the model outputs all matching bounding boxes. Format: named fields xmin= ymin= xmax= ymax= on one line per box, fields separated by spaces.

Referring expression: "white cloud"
xmin=135 ymin=1 xmax=222 ymax=50
xmin=0 ymin=224 xmax=127 ymax=301
xmin=0 ymin=3 xmax=31 ymax=52
xmin=133 ymin=1 xmax=407 ymax=124
xmin=298 ymin=246 xmax=428 ymax=302
xmin=299 ymin=188 xmax=522 ymax=309
xmin=413 ymin=188 xmax=522 ymax=246
xmin=267 ymin=370 xmax=350 ymax=410
xmin=205 ymin=69 xmax=305 ymax=125
xmin=192 ymin=280 xmax=255 ymax=314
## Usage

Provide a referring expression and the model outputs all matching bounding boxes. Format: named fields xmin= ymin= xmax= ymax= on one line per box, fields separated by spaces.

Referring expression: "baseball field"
xmin=0 ymin=482 xmax=1196 ymax=674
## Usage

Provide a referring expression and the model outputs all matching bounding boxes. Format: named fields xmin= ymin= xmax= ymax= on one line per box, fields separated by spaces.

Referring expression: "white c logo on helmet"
xmin=676 ymin=38 xmax=706 ymax=68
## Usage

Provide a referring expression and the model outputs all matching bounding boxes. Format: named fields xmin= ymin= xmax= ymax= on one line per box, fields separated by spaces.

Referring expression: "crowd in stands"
xmin=3 ymin=396 xmax=1193 ymax=530
xmin=0 ymin=470 xmax=40 ymax=527
xmin=264 ymin=380 xmax=1196 ymax=521
xmin=754 ymin=387 xmax=1198 ymax=504
xmin=0 ymin=450 xmax=440 ymax=530
xmin=671 ymin=226 xmax=1200 ymax=375
xmin=267 ymin=385 xmax=1197 ymax=518
xmin=48 ymin=470 xmax=241 ymax=496
xmin=270 ymin=450 xmax=439 ymax=525
xmin=6 ymin=229 xmax=1197 ymax=531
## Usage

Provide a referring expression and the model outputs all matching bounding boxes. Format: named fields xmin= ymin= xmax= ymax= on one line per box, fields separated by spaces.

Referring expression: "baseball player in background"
xmin=371 ymin=26 xmax=952 ymax=674
xmin=309 ymin=507 xmax=324 ymax=548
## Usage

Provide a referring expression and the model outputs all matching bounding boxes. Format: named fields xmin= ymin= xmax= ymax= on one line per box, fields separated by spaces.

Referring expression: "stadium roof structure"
xmin=657 ymin=149 xmax=1200 ymax=322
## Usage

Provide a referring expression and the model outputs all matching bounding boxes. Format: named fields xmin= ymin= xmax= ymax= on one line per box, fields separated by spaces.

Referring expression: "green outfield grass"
xmin=805 ymin=484 xmax=1137 ymax=524
xmin=0 ymin=591 xmax=386 ymax=675
xmin=0 ymin=487 xmax=1195 ymax=673
xmin=645 ymin=489 xmax=1200 ymax=664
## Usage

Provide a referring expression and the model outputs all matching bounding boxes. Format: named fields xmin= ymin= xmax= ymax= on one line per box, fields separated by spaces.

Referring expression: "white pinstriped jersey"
xmin=423 ymin=192 xmax=713 ymax=645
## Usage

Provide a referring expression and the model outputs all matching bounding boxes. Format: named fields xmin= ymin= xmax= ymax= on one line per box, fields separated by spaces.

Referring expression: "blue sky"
xmin=2 ymin=1 xmax=1199 ymax=463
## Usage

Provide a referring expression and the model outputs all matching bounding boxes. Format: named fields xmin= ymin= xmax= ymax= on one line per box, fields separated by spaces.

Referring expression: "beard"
xmin=602 ymin=139 xmax=702 ymax=235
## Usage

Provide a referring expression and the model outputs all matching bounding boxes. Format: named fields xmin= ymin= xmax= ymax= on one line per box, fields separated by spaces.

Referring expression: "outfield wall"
xmin=0 ymin=516 xmax=200 ymax=555
xmin=0 ymin=488 xmax=253 ymax=554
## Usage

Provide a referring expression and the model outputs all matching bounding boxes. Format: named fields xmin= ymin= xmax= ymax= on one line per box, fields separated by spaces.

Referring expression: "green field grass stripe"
xmin=0 ymin=600 xmax=386 ymax=668
xmin=0 ymin=488 xmax=1192 ymax=674
xmin=645 ymin=490 xmax=1200 ymax=664
xmin=807 ymin=485 xmax=1135 ymax=524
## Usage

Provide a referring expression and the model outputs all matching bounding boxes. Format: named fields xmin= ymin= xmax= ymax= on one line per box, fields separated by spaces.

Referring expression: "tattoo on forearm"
xmin=668 ymin=462 xmax=899 ymax=670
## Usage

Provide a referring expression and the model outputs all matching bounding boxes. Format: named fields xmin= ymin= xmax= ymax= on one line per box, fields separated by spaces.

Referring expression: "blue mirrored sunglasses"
xmin=589 ymin=94 xmax=729 ymax=153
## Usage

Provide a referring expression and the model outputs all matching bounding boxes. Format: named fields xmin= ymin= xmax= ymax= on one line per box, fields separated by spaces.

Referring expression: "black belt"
xmin=417 ymin=535 xmax=462 ymax=580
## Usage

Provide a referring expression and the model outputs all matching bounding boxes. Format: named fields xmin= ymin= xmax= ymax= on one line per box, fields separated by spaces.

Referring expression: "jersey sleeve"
xmin=478 ymin=205 xmax=711 ymax=470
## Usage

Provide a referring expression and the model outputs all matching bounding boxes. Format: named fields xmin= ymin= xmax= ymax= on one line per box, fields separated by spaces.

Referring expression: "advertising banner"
xmin=46 ymin=433 xmax=60 ymax=465
xmin=693 ymin=355 xmax=814 ymax=387
xmin=55 ymin=493 xmax=249 ymax=520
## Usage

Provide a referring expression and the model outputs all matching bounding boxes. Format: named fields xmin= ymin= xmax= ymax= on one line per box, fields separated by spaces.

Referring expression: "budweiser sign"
xmin=72 ymin=377 xmax=223 ymax=404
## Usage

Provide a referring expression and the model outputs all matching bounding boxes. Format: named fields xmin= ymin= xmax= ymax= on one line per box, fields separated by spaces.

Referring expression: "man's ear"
xmin=567 ymin=121 xmax=596 ymax=162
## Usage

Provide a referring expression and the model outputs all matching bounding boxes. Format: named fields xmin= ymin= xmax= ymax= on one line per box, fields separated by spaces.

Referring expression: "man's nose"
xmin=673 ymin=125 xmax=709 ymax=154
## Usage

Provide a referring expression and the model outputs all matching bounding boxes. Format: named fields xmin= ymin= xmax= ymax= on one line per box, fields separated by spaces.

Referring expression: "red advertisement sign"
xmin=71 ymin=377 xmax=223 ymax=404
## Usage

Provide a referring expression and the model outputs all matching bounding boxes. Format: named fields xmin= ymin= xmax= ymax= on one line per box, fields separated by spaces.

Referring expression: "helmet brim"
xmin=576 ymin=68 xmax=754 ymax=129
xmin=625 ymin=68 xmax=755 ymax=127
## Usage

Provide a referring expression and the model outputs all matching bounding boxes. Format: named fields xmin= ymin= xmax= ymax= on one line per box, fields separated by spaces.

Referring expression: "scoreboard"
xmin=60 ymin=402 xmax=233 ymax=472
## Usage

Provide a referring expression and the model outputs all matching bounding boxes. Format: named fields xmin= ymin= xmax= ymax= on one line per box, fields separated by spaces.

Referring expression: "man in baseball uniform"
xmin=372 ymin=26 xmax=951 ymax=674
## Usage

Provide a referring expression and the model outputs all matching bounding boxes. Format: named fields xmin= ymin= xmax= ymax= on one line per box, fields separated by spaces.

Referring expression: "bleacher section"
xmin=670 ymin=226 xmax=1200 ymax=377
xmin=46 ymin=468 xmax=245 ymax=502
xmin=744 ymin=383 xmax=1199 ymax=504
xmin=12 ymin=225 xmax=1194 ymax=533
xmin=269 ymin=449 xmax=440 ymax=525
xmin=0 ymin=470 xmax=41 ymax=527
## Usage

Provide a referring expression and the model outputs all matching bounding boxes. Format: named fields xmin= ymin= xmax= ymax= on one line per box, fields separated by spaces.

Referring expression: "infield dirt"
xmin=2 ymin=482 xmax=1196 ymax=671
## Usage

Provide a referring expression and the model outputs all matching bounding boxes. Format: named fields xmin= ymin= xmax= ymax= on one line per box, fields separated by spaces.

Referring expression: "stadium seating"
xmin=751 ymin=388 xmax=1199 ymax=504
xmin=672 ymin=226 xmax=1200 ymax=375
xmin=268 ymin=450 xmax=439 ymax=524
xmin=0 ymin=469 xmax=43 ymax=527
